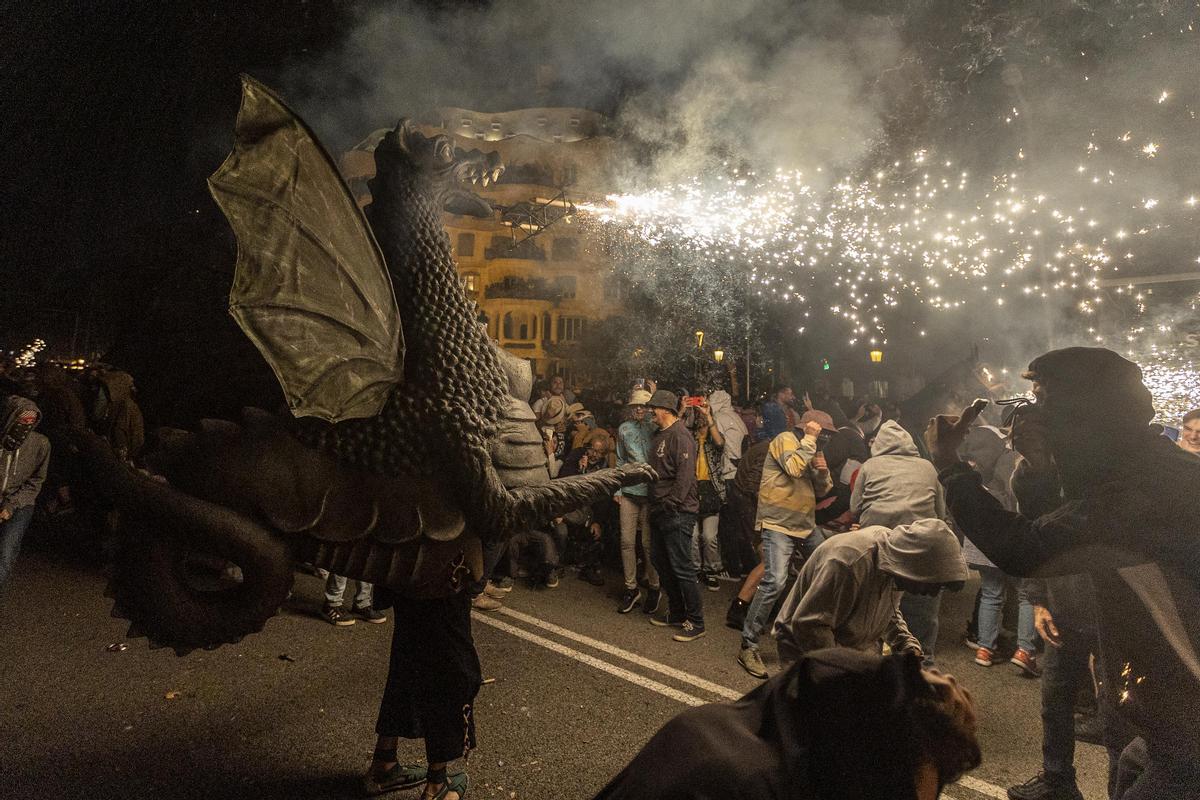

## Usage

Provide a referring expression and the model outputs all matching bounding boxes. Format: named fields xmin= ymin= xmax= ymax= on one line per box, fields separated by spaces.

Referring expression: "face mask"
xmin=2 ymin=411 xmax=37 ymax=451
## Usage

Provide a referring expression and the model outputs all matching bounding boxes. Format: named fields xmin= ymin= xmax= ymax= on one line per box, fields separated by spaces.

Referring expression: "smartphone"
xmin=683 ymin=396 xmax=705 ymax=407
xmin=815 ymin=429 xmax=834 ymax=451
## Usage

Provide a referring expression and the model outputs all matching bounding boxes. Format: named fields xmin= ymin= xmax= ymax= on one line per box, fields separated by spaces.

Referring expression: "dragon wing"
xmin=207 ymin=74 xmax=402 ymax=423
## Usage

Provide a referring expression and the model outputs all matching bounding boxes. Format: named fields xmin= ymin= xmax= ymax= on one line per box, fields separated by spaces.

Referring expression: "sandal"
xmin=363 ymin=762 xmax=428 ymax=795
xmin=424 ymin=771 xmax=469 ymax=800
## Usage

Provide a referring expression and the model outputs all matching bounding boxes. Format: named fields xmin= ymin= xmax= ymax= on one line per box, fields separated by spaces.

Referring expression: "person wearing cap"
xmin=850 ymin=419 xmax=949 ymax=665
xmin=644 ymin=389 xmax=705 ymax=642
xmin=736 ymin=411 xmax=834 ymax=679
xmin=615 ymin=388 xmax=661 ymax=615
xmin=927 ymin=347 xmax=1200 ymax=798
xmin=538 ymin=395 xmax=569 ymax=477
xmin=772 ymin=519 xmax=968 ymax=666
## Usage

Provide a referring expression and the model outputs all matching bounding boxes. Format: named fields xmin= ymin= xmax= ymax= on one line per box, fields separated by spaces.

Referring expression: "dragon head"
xmin=371 ymin=119 xmax=504 ymax=218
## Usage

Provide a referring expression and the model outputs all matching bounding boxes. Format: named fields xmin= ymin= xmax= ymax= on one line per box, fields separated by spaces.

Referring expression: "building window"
xmin=456 ymin=232 xmax=476 ymax=258
xmin=462 ymin=272 xmax=478 ymax=293
xmin=554 ymin=275 xmax=576 ymax=299
xmin=557 ymin=316 xmax=586 ymax=342
xmin=603 ymin=275 xmax=626 ymax=301
xmin=503 ymin=311 xmax=535 ymax=341
xmin=552 ymin=237 xmax=579 ymax=261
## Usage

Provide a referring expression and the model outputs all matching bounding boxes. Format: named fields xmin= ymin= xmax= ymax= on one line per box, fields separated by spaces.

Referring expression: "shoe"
xmin=703 ymin=572 xmax=720 ymax=591
xmin=471 ymin=594 xmax=503 ymax=611
xmin=650 ymin=613 xmax=684 ymax=628
xmin=544 ymin=571 xmax=560 ymax=589
xmin=712 ymin=569 xmax=736 ymax=582
xmin=617 ymin=588 xmax=642 ymax=614
xmin=579 ymin=566 xmax=605 ymax=587
xmin=738 ymin=646 xmax=768 ymax=679
xmin=642 ymin=588 xmax=662 ymax=615
xmin=1011 ymin=648 xmax=1042 ymax=677
xmin=426 ymin=771 xmax=469 ymax=800
xmin=363 ymin=763 xmax=428 ymax=796
xmin=672 ymin=621 xmax=707 ymax=642
xmin=321 ymin=604 xmax=356 ymax=626
xmin=491 ymin=576 xmax=514 ymax=591
xmin=726 ymin=598 xmax=749 ymax=631
xmin=974 ymin=647 xmax=995 ymax=666
xmin=352 ymin=605 xmax=387 ymax=624
xmin=1006 ymin=772 xmax=1083 ymax=800
xmin=963 ymin=633 xmax=981 ymax=650
xmin=483 ymin=582 xmax=508 ymax=599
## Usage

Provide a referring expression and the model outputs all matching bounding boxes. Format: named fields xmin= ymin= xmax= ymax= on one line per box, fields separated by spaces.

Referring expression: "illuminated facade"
xmin=341 ymin=106 xmax=624 ymax=384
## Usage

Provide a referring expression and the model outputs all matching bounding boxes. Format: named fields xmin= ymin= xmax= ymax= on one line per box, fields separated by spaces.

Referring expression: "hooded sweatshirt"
xmin=773 ymin=520 xmax=968 ymax=664
xmin=595 ymin=648 xmax=965 ymax=800
xmin=851 ymin=421 xmax=946 ymax=528
xmin=97 ymin=370 xmax=145 ymax=460
xmin=708 ymin=390 xmax=748 ymax=480
xmin=1 ymin=397 xmax=50 ymax=514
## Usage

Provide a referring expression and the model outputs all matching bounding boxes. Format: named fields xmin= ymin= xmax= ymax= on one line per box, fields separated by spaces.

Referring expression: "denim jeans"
xmin=317 ymin=569 xmax=372 ymax=608
xmin=0 ymin=505 xmax=35 ymax=589
xmin=741 ymin=527 xmax=826 ymax=649
xmin=1040 ymin=625 xmax=1095 ymax=786
xmin=691 ymin=513 xmax=722 ymax=573
xmin=649 ymin=508 xmax=702 ymax=627
xmin=618 ymin=495 xmax=657 ymax=591
xmin=899 ymin=591 xmax=942 ymax=663
xmin=976 ymin=565 xmax=1036 ymax=653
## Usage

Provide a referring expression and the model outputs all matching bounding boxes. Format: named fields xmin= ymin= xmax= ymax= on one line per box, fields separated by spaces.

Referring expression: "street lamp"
xmin=869 ymin=349 xmax=883 ymax=364
xmin=713 ymin=348 xmax=725 ymax=363
xmin=695 ymin=330 xmax=705 ymax=350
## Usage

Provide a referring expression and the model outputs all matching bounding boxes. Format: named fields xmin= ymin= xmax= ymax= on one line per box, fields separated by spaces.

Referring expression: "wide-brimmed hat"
xmin=646 ymin=389 xmax=679 ymax=412
xmin=566 ymin=402 xmax=588 ymax=418
xmin=541 ymin=395 xmax=566 ymax=426
xmin=627 ymin=389 xmax=652 ymax=406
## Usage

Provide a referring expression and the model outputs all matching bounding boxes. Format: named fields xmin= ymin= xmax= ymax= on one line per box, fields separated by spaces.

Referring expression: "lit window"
xmin=462 ymin=272 xmax=478 ymax=292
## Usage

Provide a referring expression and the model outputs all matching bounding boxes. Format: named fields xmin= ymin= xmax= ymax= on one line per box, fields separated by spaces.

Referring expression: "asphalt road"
xmin=1 ymin=544 xmax=1110 ymax=800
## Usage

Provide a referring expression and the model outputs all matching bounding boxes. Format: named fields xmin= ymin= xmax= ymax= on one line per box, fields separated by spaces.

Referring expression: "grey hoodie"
xmin=773 ymin=520 xmax=967 ymax=664
xmin=1 ymin=397 xmax=50 ymax=514
xmin=850 ymin=421 xmax=946 ymax=528
xmin=707 ymin=390 xmax=747 ymax=480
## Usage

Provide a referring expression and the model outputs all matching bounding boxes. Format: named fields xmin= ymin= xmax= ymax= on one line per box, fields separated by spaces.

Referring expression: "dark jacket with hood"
xmin=850 ymin=421 xmax=946 ymax=528
xmin=595 ymin=648 xmax=975 ymax=800
xmin=1 ymin=397 xmax=49 ymax=514
xmin=940 ymin=347 xmax=1200 ymax=759
xmin=96 ymin=370 xmax=145 ymax=461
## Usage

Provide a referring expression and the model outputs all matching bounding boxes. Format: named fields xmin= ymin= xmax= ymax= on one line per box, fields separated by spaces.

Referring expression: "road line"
xmin=495 ymin=606 xmax=743 ymax=700
xmin=472 ymin=612 xmax=708 ymax=706
xmin=477 ymin=607 xmax=1013 ymax=800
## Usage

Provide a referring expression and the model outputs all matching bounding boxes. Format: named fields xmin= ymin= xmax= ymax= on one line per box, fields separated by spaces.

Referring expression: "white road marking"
xmin=476 ymin=607 xmax=1013 ymax=800
xmin=496 ymin=606 xmax=743 ymax=700
xmin=472 ymin=612 xmax=708 ymax=706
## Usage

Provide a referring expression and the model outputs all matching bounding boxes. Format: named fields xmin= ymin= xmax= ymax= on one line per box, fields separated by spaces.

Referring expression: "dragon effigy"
xmin=84 ymin=76 xmax=652 ymax=655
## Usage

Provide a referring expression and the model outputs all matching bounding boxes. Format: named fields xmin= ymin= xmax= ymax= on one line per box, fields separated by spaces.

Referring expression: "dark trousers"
xmin=1115 ymin=737 xmax=1200 ymax=800
xmin=722 ymin=487 xmax=759 ymax=575
xmin=376 ymin=591 xmax=481 ymax=764
xmin=1040 ymin=626 xmax=1094 ymax=786
xmin=649 ymin=508 xmax=703 ymax=627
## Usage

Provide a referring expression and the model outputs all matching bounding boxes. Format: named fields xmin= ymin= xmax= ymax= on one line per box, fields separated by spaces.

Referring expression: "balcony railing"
xmin=484 ymin=276 xmax=560 ymax=301
xmin=485 ymin=237 xmax=546 ymax=261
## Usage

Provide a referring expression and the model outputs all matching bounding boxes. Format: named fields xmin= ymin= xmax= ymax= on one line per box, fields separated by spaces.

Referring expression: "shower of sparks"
xmin=14 ymin=339 xmax=45 ymax=369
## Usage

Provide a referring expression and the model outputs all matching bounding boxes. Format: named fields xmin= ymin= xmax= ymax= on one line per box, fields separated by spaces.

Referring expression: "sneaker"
xmin=1007 ymin=772 xmax=1084 ymax=800
xmin=579 ymin=566 xmax=605 ymax=587
xmin=471 ymin=594 xmax=503 ymax=611
xmin=974 ymin=647 xmax=995 ymax=666
xmin=650 ymin=613 xmax=684 ymax=628
xmin=642 ymin=588 xmax=662 ymax=615
xmin=321 ymin=604 xmax=356 ymax=626
xmin=703 ymin=572 xmax=720 ymax=591
xmin=483 ymin=582 xmax=508 ymax=599
xmin=738 ymin=646 xmax=768 ymax=679
xmin=672 ymin=621 xmax=707 ymax=642
xmin=490 ymin=576 xmax=515 ymax=592
xmin=544 ymin=571 xmax=560 ymax=589
xmin=712 ymin=569 xmax=736 ymax=582
xmin=1011 ymin=648 xmax=1042 ymax=677
xmin=617 ymin=588 xmax=642 ymax=614
xmin=725 ymin=598 xmax=749 ymax=631
xmin=352 ymin=605 xmax=387 ymax=624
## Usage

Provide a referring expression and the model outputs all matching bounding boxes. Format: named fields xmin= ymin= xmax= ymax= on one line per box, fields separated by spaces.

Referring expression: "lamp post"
xmin=713 ymin=348 xmax=724 ymax=364
xmin=869 ymin=349 xmax=883 ymax=364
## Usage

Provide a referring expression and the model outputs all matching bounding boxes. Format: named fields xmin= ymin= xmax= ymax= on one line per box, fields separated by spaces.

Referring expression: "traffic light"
xmin=820 ymin=358 xmax=830 ymax=371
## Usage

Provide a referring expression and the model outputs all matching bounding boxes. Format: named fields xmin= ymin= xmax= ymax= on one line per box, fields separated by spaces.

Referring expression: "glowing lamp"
xmin=869 ymin=349 xmax=884 ymax=364
xmin=695 ymin=330 xmax=705 ymax=349
xmin=713 ymin=349 xmax=725 ymax=363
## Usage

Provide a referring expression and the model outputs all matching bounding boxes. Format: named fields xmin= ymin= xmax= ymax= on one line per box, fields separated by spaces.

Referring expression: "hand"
xmin=804 ymin=421 xmax=823 ymax=439
xmin=1034 ymin=605 xmax=1062 ymax=647
xmin=578 ymin=454 xmax=589 ymax=470
xmin=645 ymin=379 xmax=657 ymax=394
xmin=543 ymin=437 xmax=555 ymax=457
xmin=849 ymin=522 xmax=861 ymax=531
xmin=0 ymin=508 xmax=10 ymax=522
xmin=699 ymin=401 xmax=713 ymax=422
xmin=802 ymin=391 xmax=814 ymax=411
xmin=924 ymin=400 xmax=987 ymax=471
xmin=813 ymin=453 xmax=828 ymax=471
xmin=589 ymin=522 xmax=602 ymax=540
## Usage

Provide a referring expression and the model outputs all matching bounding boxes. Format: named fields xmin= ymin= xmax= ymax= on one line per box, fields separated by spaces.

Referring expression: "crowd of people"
xmin=2 ymin=350 xmax=1198 ymax=800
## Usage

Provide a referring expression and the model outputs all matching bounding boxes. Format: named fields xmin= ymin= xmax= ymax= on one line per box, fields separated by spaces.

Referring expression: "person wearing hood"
xmin=93 ymin=370 xmax=145 ymax=464
xmin=595 ymin=648 xmax=981 ymax=800
xmin=710 ymin=389 xmax=750 ymax=577
xmin=927 ymin=347 xmax=1200 ymax=799
xmin=773 ymin=519 xmax=968 ymax=666
xmin=0 ymin=396 xmax=50 ymax=588
xmin=851 ymin=420 xmax=949 ymax=664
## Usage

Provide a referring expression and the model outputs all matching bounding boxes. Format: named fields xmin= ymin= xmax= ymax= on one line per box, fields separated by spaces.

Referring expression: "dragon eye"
xmin=437 ymin=140 xmax=454 ymax=163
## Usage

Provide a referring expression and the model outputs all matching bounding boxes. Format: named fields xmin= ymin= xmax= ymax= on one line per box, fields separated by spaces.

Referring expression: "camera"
xmin=816 ymin=429 xmax=834 ymax=451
